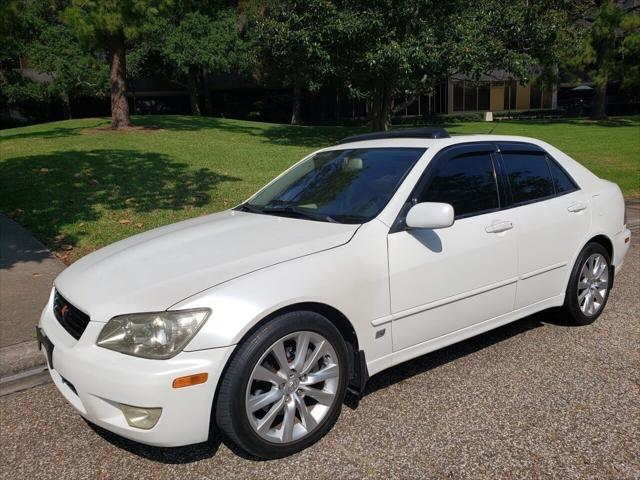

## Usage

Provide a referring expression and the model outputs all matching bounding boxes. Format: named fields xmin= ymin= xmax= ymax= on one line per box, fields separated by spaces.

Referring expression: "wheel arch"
xmin=258 ymin=302 xmax=368 ymax=394
xmin=586 ymin=234 xmax=613 ymax=261
xmin=586 ymin=234 xmax=615 ymax=287
xmin=566 ymin=234 xmax=616 ymax=295
xmin=210 ymin=302 xmax=368 ymax=435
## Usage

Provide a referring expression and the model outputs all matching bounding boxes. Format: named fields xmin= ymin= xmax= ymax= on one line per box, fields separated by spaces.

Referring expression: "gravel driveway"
xmin=1 ymin=243 xmax=638 ymax=480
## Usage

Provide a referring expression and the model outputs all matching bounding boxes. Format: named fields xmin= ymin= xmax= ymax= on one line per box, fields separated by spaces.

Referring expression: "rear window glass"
xmin=502 ymin=152 xmax=554 ymax=204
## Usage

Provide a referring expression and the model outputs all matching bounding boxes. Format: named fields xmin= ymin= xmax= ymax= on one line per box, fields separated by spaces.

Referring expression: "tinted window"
xmin=502 ymin=152 xmax=554 ymax=204
xmin=548 ymin=158 xmax=578 ymax=194
xmin=419 ymin=152 xmax=499 ymax=217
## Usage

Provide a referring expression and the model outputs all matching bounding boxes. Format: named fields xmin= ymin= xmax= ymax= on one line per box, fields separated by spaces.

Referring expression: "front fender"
xmin=172 ymin=220 xmax=393 ymax=374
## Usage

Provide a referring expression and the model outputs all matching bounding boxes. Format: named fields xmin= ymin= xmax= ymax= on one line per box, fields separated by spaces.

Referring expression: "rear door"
xmin=496 ymin=142 xmax=590 ymax=308
xmin=388 ymin=144 xmax=518 ymax=352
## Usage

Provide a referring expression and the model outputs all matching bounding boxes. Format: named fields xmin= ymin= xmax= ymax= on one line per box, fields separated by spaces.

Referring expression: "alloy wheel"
xmin=577 ymin=253 xmax=609 ymax=317
xmin=245 ymin=331 xmax=340 ymax=444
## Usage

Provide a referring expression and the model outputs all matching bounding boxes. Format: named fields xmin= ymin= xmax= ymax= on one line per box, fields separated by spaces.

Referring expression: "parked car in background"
xmin=37 ymin=128 xmax=631 ymax=458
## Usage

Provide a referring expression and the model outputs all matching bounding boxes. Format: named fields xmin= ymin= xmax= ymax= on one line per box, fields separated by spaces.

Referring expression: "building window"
xmin=542 ymin=87 xmax=553 ymax=109
xmin=464 ymin=82 xmax=478 ymax=111
xmin=530 ymin=84 xmax=543 ymax=109
xmin=478 ymin=83 xmax=490 ymax=111
xmin=503 ymin=80 xmax=517 ymax=110
xmin=406 ymin=95 xmax=419 ymax=116
xmin=530 ymin=83 xmax=554 ymax=109
xmin=453 ymin=82 xmax=464 ymax=111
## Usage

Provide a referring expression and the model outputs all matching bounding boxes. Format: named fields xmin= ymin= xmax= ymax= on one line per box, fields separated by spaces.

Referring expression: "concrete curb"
xmin=0 ymin=366 xmax=50 ymax=396
xmin=0 ymin=341 xmax=46 ymax=378
xmin=0 ymin=342 xmax=50 ymax=396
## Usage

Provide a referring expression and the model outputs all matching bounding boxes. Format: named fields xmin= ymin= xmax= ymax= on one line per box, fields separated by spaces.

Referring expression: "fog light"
xmin=119 ymin=404 xmax=162 ymax=430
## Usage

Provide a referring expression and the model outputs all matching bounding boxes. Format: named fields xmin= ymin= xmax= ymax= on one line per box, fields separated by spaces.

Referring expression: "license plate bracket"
xmin=36 ymin=327 xmax=54 ymax=370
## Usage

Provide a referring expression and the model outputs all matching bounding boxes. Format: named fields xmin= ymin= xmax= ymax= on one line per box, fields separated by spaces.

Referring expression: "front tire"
xmin=564 ymin=242 xmax=612 ymax=325
xmin=215 ymin=311 xmax=349 ymax=459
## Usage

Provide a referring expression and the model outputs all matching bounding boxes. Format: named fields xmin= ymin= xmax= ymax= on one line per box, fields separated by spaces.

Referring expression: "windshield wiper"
xmin=238 ymin=203 xmax=264 ymax=214
xmin=240 ymin=202 xmax=366 ymax=224
xmin=262 ymin=206 xmax=338 ymax=223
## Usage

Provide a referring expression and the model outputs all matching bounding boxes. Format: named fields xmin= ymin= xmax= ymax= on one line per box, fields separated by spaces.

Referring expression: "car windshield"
xmin=243 ymin=147 xmax=426 ymax=224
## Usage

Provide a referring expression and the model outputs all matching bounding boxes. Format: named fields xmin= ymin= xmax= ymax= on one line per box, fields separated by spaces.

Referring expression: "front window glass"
xmin=418 ymin=152 xmax=499 ymax=217
xmin=246 ymin=148 xmax=426 ymax=223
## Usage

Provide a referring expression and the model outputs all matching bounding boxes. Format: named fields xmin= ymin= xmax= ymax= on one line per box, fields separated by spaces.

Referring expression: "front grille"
xmin=53 ymin=290 xmax=90 ymax=340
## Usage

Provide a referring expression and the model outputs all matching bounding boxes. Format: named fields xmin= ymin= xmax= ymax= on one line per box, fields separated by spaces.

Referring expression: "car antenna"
xmin=487 ymin=124 xmax=497 ymax=134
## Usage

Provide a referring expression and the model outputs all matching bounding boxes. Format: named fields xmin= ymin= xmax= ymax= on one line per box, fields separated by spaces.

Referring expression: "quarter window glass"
xmin=502 ymin=152 xmax=554 ymax=203
xmin=548 ymin=158 xmax=577 ymax=194
xmin=419 ymin=153 xmax=499 ymax=217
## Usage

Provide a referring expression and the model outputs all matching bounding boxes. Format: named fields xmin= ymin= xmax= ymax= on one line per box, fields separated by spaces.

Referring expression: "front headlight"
xmin=96 ymin=309 xmax=211 ymax=359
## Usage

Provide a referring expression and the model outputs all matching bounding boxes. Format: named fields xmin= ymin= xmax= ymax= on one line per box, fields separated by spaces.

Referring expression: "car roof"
xmin=323 ymin=134 xmax=550 ymax=152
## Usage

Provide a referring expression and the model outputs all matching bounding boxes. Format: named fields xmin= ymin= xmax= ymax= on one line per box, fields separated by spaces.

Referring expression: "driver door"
xmin=388 ymin=144 xmax=518 ymax=352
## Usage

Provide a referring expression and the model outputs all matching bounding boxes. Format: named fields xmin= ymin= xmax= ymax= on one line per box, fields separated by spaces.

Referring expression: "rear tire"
xmin=215 ymin=311 xmax=348 ymax=459
xmin=563 ymin=242 xmax=612 ymax=325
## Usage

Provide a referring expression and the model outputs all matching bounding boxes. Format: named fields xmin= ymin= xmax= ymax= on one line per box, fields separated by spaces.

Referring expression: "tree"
xmin=567 ymin=0 xmax=640 ymax=119
xmin=331 ymin=0 xmax=573 ymax=130
xmin=1 ymin=0 xmax=42 ymax=110
xmin=1 ymin=0 xmax=107 ymax=120
xmin=26 ymin=23 xmax=109 ymax=117
xmin=163 ymin=8 xmax=241 ymax=115
xmin=256 ymin=0 xmax=337 ymax=124
xmin=63 ymin=0 xmax=171 ymax=128
xmin=128 ymin=3 xmax=244 ymax=116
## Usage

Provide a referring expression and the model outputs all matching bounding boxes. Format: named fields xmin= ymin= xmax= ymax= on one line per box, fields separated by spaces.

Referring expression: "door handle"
xmin=485 ymin=220 xmax=513 ymax=233
xmin=567 ymin=201 xmax=587 ymax=213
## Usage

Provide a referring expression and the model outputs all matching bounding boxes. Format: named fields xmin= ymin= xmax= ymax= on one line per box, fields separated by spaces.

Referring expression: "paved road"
xmin=1 ymin=244 xmax=638 ymax=479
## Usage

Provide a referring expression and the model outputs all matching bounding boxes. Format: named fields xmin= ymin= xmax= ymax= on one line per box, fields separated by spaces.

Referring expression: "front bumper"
xmin=38 ymin=296 xmax=235 ymax=447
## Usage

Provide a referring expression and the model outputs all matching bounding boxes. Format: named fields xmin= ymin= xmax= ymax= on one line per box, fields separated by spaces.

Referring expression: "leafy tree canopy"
xmin=1 ymin=0 xmax=107 ymax=114
xmin=62 ymin=0 xmax=172 ymax=46
xmin=128 ymin=2 xmax=244 ymax=115
xmin=255 ymin=0 xmax=339 ymax=123
xmin=564 ymin=0 xmax=639 ymax=118
xmin=332 ymin=0 xmax=573 ymax=129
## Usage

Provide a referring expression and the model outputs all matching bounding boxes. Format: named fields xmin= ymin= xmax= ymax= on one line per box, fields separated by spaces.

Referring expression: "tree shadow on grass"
xmin=0 ymin=119 xmax=108 ymax=142
xmin=489 ymin=117 xmax=640 ymax=129
xmin=0 ymin=149 xmax=241 ymax=267
xmin=135 ymin=115 xmax=365 ymax=148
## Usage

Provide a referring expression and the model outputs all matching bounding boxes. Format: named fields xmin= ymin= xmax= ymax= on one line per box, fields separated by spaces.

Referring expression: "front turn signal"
xmin=172 ymin=372 xmax=208 ymax=388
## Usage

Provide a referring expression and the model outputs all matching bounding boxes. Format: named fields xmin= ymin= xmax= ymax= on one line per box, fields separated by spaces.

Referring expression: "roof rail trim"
xmin=336 ymin=127 xmax=450 ymax=145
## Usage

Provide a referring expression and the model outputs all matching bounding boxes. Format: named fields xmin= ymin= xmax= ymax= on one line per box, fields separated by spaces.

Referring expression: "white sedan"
xmin=37 ymin=128 xmax=631 ymax=458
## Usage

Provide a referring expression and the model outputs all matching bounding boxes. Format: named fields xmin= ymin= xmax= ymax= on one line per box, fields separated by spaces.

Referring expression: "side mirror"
xmin=405 ymin=202 xmax=454 ymax=229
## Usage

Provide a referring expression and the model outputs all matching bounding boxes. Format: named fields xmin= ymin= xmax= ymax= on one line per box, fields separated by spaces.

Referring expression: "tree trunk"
xmin=61 ymin=92 xmax=72 ymax=119
xmin=370 ymin=82 xmax=393 ymax=131
xmin=187 ymin=69 xmax=201 ymax=116
xmin=591 ymin=79 xmax=607 ymax=120
xmin=109 ymin=35 xmax=130 ymax=129
xmin=203 ymin=71 xmax=213 ymax=115
xmin=291 ymin=77 xmax=302 ymax=124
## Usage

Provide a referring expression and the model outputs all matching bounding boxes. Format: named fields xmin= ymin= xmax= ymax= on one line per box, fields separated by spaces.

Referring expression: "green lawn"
xmin=1 ymin=115 xmax=638 ymax=263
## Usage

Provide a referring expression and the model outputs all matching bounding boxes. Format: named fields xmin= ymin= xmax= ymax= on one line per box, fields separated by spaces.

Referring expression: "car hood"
xmin=55 ymin=211 xmax=359 ymax=322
